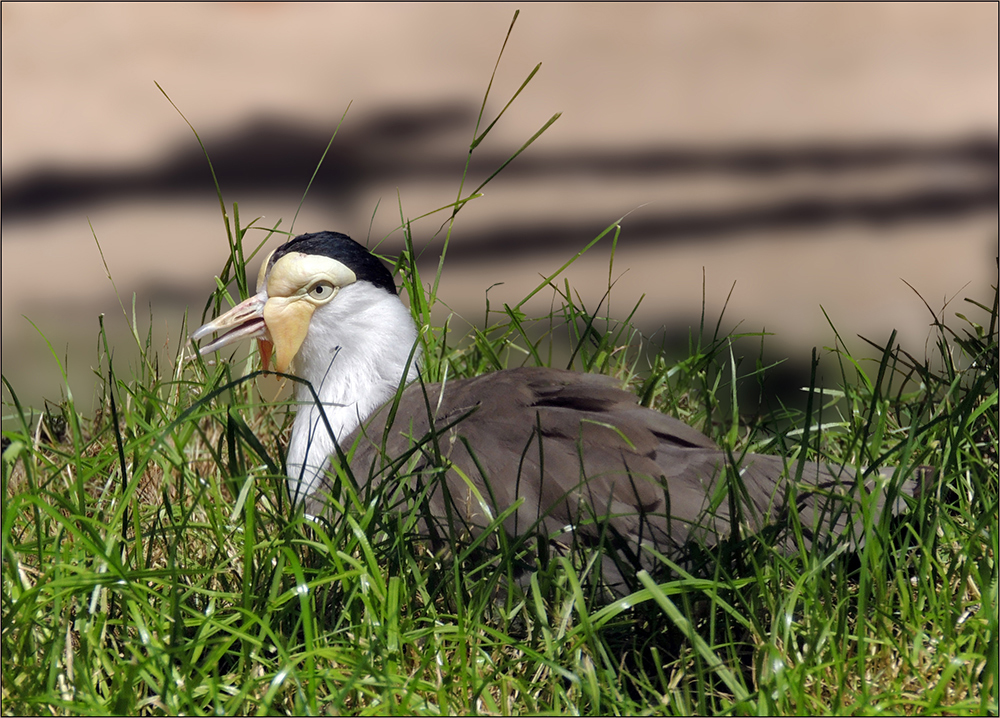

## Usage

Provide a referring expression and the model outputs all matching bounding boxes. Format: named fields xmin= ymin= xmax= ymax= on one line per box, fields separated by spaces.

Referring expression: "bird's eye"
xmin=309 ymin=281 xmax=336 ymax=301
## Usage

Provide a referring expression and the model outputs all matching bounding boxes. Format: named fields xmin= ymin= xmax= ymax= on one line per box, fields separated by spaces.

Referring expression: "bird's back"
xmin=303 ymin=366 xmax=920 ymax=591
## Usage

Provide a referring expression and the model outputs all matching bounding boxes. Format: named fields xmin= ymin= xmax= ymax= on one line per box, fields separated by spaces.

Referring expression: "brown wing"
xmin=303 ymin=367 xmax=918 ymax=588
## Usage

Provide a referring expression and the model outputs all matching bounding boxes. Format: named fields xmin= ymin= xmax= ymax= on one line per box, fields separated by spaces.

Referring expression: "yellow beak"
xmin=191 ymin=291 xmax=315 ymax=374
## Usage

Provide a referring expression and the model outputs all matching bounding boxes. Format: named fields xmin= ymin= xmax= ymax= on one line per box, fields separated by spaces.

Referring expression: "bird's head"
xmin=191 ymin=231 xmax=402 ymax=375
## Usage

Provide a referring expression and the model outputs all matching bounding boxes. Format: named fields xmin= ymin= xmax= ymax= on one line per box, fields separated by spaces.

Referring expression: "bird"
xmin=192 ymin=230 xmax=923 ymax=593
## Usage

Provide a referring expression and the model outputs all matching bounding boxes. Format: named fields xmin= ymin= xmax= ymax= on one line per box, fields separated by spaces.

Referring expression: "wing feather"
xmin=302 ymin=366 xmax=918 ymax=591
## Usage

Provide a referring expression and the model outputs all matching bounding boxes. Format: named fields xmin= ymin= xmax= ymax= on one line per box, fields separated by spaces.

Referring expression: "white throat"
xmin=284 ymin=282 xmax=420 ymax=503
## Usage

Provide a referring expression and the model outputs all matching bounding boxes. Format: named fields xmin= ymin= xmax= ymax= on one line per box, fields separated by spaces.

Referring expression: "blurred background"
xmin=3 ymin=3 xmax=997 ymax=419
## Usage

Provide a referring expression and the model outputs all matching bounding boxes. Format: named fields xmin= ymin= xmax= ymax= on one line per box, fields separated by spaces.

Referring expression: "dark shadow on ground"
xmin=4 ymin=103 xmax=997 ymax=258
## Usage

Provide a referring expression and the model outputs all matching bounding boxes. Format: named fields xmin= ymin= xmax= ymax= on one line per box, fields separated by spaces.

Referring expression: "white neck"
xmin=284 ymin=282 xmax=420 ymax=504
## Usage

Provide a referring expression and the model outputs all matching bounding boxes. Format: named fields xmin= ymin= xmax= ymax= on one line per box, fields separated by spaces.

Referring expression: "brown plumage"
xmin=310 ymin=366 xmax=919 ymax=592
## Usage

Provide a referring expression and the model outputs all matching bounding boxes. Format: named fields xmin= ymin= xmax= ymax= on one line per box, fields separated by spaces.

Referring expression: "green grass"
xmin=3 ymin=13 xmax=997 ymax=716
